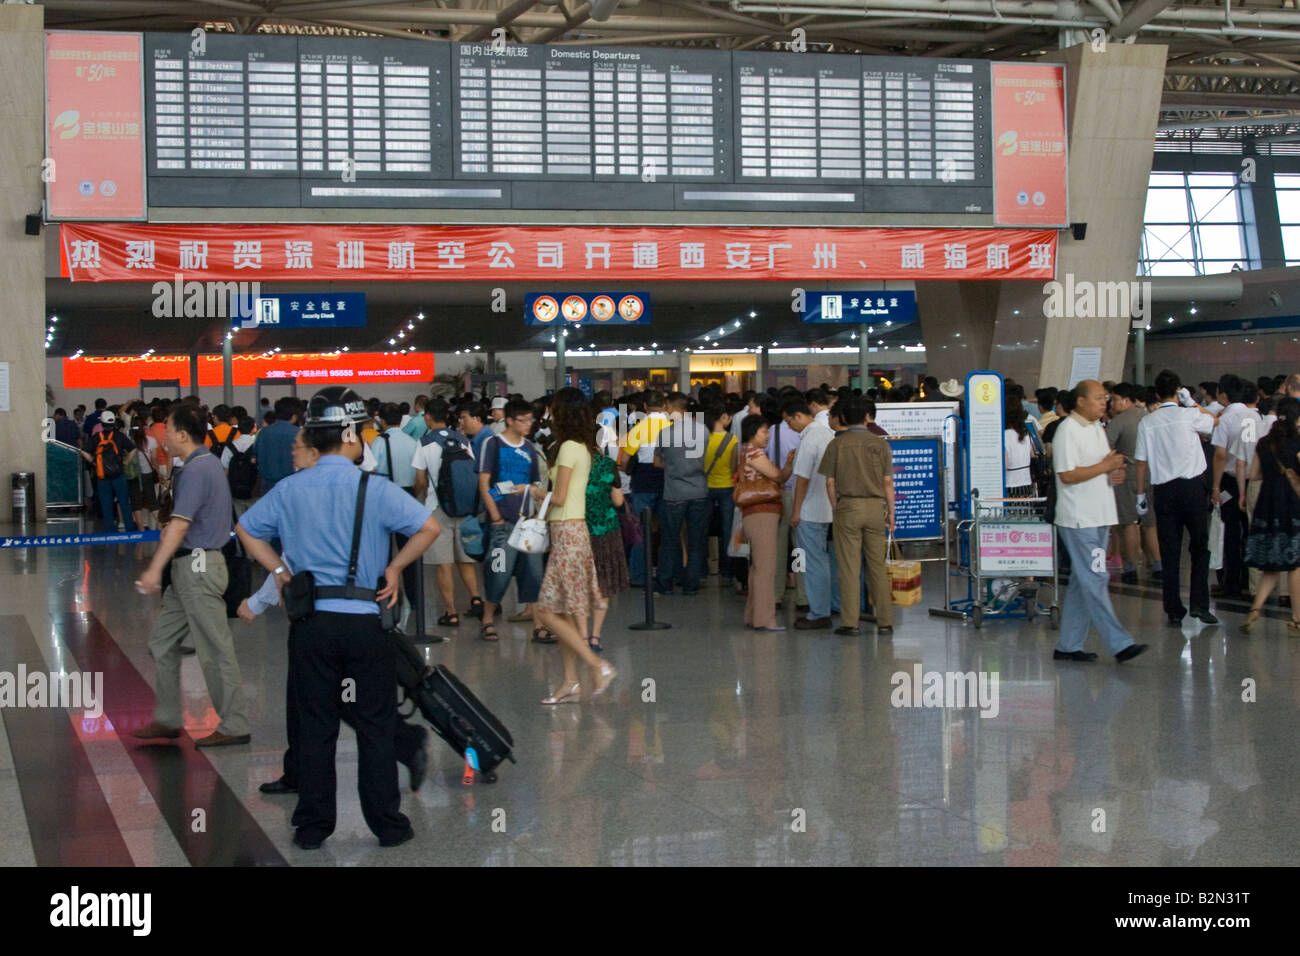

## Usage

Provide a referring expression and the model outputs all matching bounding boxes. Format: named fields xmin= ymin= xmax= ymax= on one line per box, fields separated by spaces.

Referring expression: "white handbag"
xmin=726 ymin=505 xmax=750 ymax=559
xmin=508 ymin=491 xmax=552 ymax=554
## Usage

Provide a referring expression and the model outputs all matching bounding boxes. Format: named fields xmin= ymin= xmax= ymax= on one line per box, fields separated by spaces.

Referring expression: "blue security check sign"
xmin=241 ymin=293 xmax=367 ymax=329
xmin=803 ymin=290 xmax=917 ymax=324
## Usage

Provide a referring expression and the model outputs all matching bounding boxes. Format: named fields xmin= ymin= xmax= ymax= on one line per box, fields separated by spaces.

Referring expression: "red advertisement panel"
xmin=61 ymin=223 xmax=1059 ymax=282
xmin=991 ymin=63 xmax=1068 ymax=227
xmin=62 ymin=352 xmax=434 ymax=389
xmin=45 ymin=32 xmax=146 ymax=221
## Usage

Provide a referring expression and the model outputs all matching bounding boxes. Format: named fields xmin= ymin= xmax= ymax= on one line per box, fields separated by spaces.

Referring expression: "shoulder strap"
xmin=379 ymin=432 xmax=395 ymax=481
xmin=704 ymin=434 xmax=734 ymax=476
xmin=345 ymin=472 xmax=369 ymax=596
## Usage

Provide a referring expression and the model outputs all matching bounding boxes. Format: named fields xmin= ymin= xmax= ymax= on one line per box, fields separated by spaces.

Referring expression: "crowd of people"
xmin=1004 ymin=371 xmax=1300 ymax=662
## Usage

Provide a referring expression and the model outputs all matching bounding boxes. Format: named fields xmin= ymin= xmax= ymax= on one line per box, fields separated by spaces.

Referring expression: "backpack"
xmin=95 ymin=432 xmax=124 ymax=480
xmin=228 ymin=442 xmax=257 ymax=499
xmin=209 ymin=426 xmax=239 ymax=460
xmin=429 ymin=431 xmax=480 ymax=517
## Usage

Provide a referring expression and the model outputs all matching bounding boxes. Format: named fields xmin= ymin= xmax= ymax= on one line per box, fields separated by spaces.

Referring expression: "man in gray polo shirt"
xmin=653 ymin=392 xmax=710 ymax=595
xmin=133 ymin=402 xmax=251 ymax=746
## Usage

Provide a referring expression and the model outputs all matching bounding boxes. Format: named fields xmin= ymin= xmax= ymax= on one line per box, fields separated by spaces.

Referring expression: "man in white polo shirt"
xmin=1053 ymin=379 xmax=1147 ymax=664
xmin=1134 ymin=370 xmax=1217 ymax=627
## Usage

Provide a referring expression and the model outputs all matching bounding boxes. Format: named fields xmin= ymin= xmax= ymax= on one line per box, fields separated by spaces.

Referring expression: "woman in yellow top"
xmin=702 ymin=403 xmax=737 ymax=586
xmin=533 ymin=387 xmax=617 ymax=705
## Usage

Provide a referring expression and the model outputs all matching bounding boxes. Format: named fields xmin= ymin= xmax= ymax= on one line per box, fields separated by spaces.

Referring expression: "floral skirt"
xmin=536 ymin=520 xmax=605 ymax=619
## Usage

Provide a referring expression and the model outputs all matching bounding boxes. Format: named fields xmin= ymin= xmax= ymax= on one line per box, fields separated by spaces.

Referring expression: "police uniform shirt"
xmin=170 ymin=447 xmax=233 ymax=551
xmin=238 ymin=455 xmax=430 ymax=615
xmin=1134 ymin=403 xmax=1213 ymax=485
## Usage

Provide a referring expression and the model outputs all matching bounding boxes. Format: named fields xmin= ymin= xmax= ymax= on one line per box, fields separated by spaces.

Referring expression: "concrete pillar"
xmin=0 ymin=6 xmax=47 ymax=516
xmin=190 ymin=346 xmax=200 ymax=395
xmin=917 ymin=44 xmax=1167 ymax=391
xmin=858 ymin=324 xmax=870 ymax=388
xmin=1032 ymin=42 xmax=1167 ymax=388
xmin=755 ymin=346 xmax=766 ymax=392
xmin=678 ymin=350 xmax=691 ymax=394
xmin=553 ymin=330 xmax=566 ymax=394
xmin=222 ymin=333 xmax=234 ymax=406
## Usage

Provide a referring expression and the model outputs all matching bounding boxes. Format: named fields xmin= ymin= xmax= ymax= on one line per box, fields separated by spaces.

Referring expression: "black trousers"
xmin=1153 ymin=473 xmax=1211 ymax=618
xmin=1219 ymin=473 xmax=1249 ymax=596
xmin=287 ymin=612 xmax=411 ymax=843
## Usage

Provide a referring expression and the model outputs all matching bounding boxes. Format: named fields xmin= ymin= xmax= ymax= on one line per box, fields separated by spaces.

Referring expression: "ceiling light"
xmin=1012 ymin=309 xmax=1020 ymax=316
xmin=734 ymin=320 xmax=741 ymax=328
xmin=771 ymin=341 xmax=777 ymax=347
xmin=704 ymin=335 xmax=710 ymax=341
xmin=1167 ymin=317 xmax=1175 ymax=324
xmin=389 ymin=338 xmax=396 ymax=345
xmin=651 ymin=342 xmax=658 ymax=348
xmin=397 ymin=331 xmax=405 ymax=339
xmin=850 ymin=333 xmax=857 ymax=340
xmin=1189 ymin=306 xmax=1198 ymax=315
xmin=885 ymin=320 xmax=892 ymax=327
xmin=749 ymin=311 xmax=757 ymax=318
xmin=50 ymin=315 xmax=58 ymax=323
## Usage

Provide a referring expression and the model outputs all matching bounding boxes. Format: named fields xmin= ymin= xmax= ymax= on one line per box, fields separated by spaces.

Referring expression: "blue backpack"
xmin=426 ymin=430 xmax=480 ymax=517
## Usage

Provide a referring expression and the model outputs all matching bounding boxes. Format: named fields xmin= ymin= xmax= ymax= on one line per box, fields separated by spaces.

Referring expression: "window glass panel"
xmin=1276 ymin=189 xmax=1300 ymax=225
xmin=1143 ymin=225 xmax=1195 ymax=261
xmin=1283 ymin=225 xmax=1300 ymax=262
xmin=1149 ymin=172 xmax=1184 ymax=187
xmin=1190 ymin=188 xmax=1240 ymax=223
xmin=1145 ymin=188 xmax=1189 ymax=223
xmin=1145 ymin=260 xmax=1198 ymax=276
xmin=1197 ymin=224 xmax=1244 ymax=260
xmin=1186 ymin=173 xmax=1236 ymax=188
xmin=1274 ymin=174 xmax=1300 ymax=189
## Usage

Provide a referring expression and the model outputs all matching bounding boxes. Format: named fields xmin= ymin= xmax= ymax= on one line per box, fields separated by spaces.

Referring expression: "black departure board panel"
xmin=143 ymin=33 xmax=1000 ymax=215
xmin=452 ymin=44 xmax=729 ymax=181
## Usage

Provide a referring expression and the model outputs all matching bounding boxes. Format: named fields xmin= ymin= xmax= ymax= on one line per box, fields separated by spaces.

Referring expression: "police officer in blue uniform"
xmin=237 ymin=387 xmax=440 ymax=850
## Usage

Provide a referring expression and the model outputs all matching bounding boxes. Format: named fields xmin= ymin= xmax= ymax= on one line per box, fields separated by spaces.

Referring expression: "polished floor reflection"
xmin=1 ymin=521 xmax=1297 ymax=866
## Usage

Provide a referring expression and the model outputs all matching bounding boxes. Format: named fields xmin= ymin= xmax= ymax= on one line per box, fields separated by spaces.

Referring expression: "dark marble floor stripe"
xmin=0 ymin=614 xmax=134 ymax=867
xmin=53 ymin=611 xmax=288 ymax=867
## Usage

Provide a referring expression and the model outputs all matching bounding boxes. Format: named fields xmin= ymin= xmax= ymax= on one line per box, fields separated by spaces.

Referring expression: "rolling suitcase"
xmin=392 ymin=634 xmax=516 ymax=783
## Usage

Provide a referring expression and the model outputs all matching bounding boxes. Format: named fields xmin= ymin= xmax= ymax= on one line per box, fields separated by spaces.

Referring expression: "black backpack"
xmin=434 ymin=433 xmax=480 ymax=517
xmin=95 ymin=431 xmax=124 ymax=480
xmin=228 ymin=443 xmax=256 ymax=499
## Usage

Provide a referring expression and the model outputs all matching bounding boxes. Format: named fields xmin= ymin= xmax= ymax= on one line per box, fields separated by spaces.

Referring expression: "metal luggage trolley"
xmin=957 ymin=490 xmax=1060 ymax=629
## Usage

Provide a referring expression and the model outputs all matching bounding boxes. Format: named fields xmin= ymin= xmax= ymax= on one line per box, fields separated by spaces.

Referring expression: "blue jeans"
xmin=627 ymin=491 xmax=664 ymax=586
xmin=1057 ymin=525 xmax=1134 ymax=655
xmin=97 ymin=474 xmax=135 ymax=532
xmin=482 ymin=523 xmax=544 ymax=606
xmin=795 ymin=520 xmax=833 ymax=620
xmin=659 ymin=497 xmax=710 ymax=592
xmin=708 ymin=487 xmax=735 ymax=581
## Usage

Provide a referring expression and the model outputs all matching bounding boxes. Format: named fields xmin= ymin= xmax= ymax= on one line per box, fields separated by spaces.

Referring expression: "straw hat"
xmin=938 ymin=378 xmax=964 ymax=398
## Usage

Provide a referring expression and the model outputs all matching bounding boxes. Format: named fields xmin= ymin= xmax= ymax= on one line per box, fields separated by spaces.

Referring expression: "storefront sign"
xmin=689 ymin=353 xmax=759 ymax=373
xmin=63 ymin=351 xmax=433 ymax=388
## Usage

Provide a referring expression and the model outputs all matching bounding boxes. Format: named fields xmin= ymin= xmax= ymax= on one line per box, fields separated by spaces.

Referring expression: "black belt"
xmin=315 ymin=585 xmax=377 ymax=601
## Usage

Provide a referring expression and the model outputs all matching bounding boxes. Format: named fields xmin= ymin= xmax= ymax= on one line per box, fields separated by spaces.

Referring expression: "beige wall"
xmin=0 ymin=6 xmax=46 ymax=515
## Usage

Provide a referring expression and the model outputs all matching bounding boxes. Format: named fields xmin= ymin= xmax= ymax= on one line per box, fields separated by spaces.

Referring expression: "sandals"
xmin=588 ymin=635 xmax=603 ymax=653
xmin=532 ymin=626 xmax=558 ymax=644
xmin=1240 ymin=609 xmax=1260 ymax=634
xmin=437 ymin=613 xmax=460 ymax=627
xmin=479 ymin=623 xmax=498 ymax=642
xmin=467 ymin=597 xmax=485 ymax=620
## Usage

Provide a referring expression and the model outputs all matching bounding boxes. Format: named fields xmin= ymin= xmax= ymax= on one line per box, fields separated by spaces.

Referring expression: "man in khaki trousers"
xmin=819 ymin=395 xmax=895 ymax=637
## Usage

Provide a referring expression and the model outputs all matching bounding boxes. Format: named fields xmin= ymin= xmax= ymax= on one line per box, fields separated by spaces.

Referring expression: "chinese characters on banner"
xmin=977 ymin=523 xmax=1055 ymax=574
xmin=61 ymin=223 xmax=1058 ymax=282
xmin=62 ymin=352 xmax=434 ymax=389
xmin=45 ymin=32 xmax=146 ymax=220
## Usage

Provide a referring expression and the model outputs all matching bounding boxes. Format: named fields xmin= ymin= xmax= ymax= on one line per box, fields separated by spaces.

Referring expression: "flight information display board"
xmin=137 ymin=33 xmax=1059 ymax=221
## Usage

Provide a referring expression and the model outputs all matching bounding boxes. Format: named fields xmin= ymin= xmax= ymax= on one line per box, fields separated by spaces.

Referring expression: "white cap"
xmin=491 ymin=397 xmax=507 ymax=410
xmin=99 ymin=410 xmax=116 ymax=424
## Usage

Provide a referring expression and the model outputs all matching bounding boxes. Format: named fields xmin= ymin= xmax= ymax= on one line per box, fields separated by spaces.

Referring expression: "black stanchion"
xmin=393 ymin=533 xmax=443 ymax=644
xmin=629 ymin=506 xmax=671 ymax=631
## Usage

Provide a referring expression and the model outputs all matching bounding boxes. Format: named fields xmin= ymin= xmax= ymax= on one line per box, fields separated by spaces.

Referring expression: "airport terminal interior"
xmin=2 ymin=0 xmax=1300 ymax=869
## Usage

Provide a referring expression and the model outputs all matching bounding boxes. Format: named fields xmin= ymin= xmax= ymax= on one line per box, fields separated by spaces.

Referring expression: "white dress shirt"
xmin=1053 ymin=413 xmax=1118 ymax=529
xmin=1226 ymin=408 xmax=1264 ymax=471
xmin=792 ymin=420 xmax=835 ymax=523
xmin=1211 ymin=402 xmax=1249 ymax=464
xmin=1134 ymin=402 xmax=1213 ymax=485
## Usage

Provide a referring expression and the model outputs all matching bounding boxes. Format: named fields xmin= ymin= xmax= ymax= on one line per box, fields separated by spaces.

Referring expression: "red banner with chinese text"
xmin=61 ymin=352 xmax=434 ymax=389
xmin=61 ymin=223 xmax=1058 ymax=282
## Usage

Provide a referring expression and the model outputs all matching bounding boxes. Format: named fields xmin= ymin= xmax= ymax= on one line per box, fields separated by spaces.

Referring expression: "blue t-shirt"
xmin=238 ymin=455 xmax=430 ymax=614
xmin=253 ymin=420 xmax=299 ymax=489
xmin=478 ymin=433 xmax=539 ymax=524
